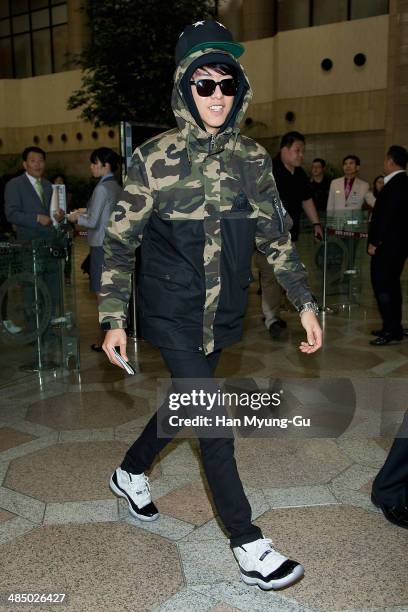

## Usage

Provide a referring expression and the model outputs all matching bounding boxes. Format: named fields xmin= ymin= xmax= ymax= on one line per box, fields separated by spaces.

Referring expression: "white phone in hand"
xmin=111 ymin=348 xmax=136 ymax=375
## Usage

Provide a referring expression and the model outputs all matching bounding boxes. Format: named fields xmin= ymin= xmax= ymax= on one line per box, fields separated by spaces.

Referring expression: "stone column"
xmin=385 ymin=0 xmax=408 ymax=148
xmin=67 ymin=0 xmax=89 ymax=65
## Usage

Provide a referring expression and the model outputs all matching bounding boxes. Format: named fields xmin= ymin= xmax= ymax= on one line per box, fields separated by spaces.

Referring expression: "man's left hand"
xmin=53 ymin=208 xmax=65 ymax=222
xmin=67 ymin=210 xmax=80 ymax=223
xmin=367 ymin=243 xmax=377 ymax=256
xmin=313 ymin=224 xmax=323 ymax=240
xmin=299 ymin=311 xmax=323 ymax=354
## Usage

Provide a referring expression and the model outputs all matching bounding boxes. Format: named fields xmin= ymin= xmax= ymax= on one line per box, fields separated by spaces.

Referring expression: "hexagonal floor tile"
xmin=216 ymin=352 xmax=266 ymax=377
xmin=67 ymin=365 xmax=128 ymax=384
xmin=0 ymin=522 xmax=183 ymax=610
xmin=0 ymin=427 xmax=36 ymax=452
xmin=235 ymin=438 xmax=352 ymax=488
xmin=26 ymin=391 xmax=151 ymax=430
xmin=0 ymin=509 xmax=15 ymax=522
xmin=255 ymin=505 xmax=408 ymax=610
xmin=156 ymin=481 xmax=215 ymax=526
xmin=289 ymin=346 xmax=384 ymax=373
xmin=4 ymin=441 xmax=160 ymax=503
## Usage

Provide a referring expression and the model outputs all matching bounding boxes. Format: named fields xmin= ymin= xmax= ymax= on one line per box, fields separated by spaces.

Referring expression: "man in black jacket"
xmin=255 ymin=132 xmax=323 ymax=339
xmin=368 ymin=145 xmax=408 ymax=346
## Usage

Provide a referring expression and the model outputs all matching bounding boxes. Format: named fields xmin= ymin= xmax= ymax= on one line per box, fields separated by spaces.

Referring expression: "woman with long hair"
xmin=363 ymin=174 xmax=385 ymax=213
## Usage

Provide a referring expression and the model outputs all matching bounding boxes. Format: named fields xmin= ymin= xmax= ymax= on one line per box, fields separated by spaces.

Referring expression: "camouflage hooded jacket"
xmin=99 ymin=48 xmax=313 ymax=354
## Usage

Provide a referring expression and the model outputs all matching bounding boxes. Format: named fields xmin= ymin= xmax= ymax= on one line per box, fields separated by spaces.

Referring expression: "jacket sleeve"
xmin=78 ymin=184 xmax=108 ymax=229
xmin=364 ymin=190 xmax=376 ymax=208
xmin=368 ymin=181 xmax=403 ymax=247
xmin=368 ymin=202 xmax=380 ymax=246
xmin=255 ymin=153 xmax=314 ymax=310
xmin=98 ymin=149 xmax=154 ymax=329
xmin=5 ymin=180 xmax=38 ymax=228
xmin=361 ymin=180 xmax=369 ymax=199
xmin=326 ymin=180 xmax=335 ymax=213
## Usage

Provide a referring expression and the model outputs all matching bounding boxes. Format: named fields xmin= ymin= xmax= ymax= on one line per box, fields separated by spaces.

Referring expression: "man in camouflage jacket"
xmin=100 ymin=21 xmax=322 ymax=591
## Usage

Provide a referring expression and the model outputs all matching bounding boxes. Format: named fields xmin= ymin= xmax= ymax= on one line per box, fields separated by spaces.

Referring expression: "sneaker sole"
xmin=109 ymin=476 xmax=159 ymax=522
xmin=240 ymin=563 xmax=304 ymax=590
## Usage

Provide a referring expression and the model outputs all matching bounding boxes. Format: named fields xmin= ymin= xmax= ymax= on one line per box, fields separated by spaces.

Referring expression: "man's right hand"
xmin=37 ymin=214 xmax=52 ymax=226
xmin=102 ymin=328 xmax=128 ymax=368
xmin=367 ymin=243 xmax=377 ymax=256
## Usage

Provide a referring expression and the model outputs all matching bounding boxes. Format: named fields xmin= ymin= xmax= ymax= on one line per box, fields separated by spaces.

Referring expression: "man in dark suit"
xmin=371 ymin=410 xmax=408 ymax=529
xmin=368 ymin=145 xmax=408 ymax=346
xmin=5 ymin=146 xmax=64 ymax=240
xmin=4 ymin=147 xmax=65 ymax=326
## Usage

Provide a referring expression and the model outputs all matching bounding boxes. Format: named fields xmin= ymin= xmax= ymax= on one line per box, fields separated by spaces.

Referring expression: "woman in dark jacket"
xmin=68 ymin=148 xmax=121 ymax=350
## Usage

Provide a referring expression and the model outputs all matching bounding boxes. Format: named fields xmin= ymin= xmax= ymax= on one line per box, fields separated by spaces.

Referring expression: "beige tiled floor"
xmin=0 ymin=236 xmax=407 ymax=611
xmin=0 ymin=427 xmax=36 ymax=452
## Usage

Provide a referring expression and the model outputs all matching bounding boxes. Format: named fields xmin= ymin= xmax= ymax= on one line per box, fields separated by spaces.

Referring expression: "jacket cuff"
xmin=100 ymin=319 xmax=127 ymax=331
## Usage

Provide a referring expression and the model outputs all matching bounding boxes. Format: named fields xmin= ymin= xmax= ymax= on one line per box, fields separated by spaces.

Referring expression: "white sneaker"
xmin=233 ymin=538 xmax=304 ymax=590
xmin=109 ymin=467 xmax=159 ymax=522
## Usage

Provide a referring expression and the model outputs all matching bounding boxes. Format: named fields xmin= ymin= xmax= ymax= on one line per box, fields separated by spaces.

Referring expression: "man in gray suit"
xmin=5 ymin=146 xmax=64 ymax=240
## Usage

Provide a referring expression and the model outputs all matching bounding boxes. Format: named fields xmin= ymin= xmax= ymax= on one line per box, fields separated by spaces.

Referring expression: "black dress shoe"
xmin=370 ymin=333 xmax=403 ymax=346
xmin=371 ymin=329 xmax=385 ymax=337
xmin=276 ymin=318 xmax=287 ymax=329
xmin=371 ymin=493 xmax=408 ymax=529
xmin=269 ymin=321 xmax=283 ymax=339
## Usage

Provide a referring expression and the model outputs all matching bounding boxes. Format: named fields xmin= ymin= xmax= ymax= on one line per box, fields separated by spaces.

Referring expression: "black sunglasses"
xmin=189 ymin=78 xmax=238 ymax=97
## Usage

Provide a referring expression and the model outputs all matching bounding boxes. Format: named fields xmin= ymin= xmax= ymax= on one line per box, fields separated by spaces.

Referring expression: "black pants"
xmin=372 ymin=410 xmax=408 ymax=506
xmin=121 ymin=347 xmax=262 ymax=547
xmin=370 ymin=248 xmax=407 ymax=336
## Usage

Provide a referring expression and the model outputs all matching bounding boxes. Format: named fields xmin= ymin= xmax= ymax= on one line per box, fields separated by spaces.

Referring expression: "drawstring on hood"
xmin=171 ymin=48 xmax=253 ymax=163
xmin=186 ymin=124 xmax=192 ymax=164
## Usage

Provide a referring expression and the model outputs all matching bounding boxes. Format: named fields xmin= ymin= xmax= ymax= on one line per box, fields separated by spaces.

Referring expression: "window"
xmin=0 ymin=20 xmax=10 ymax=36
xmin=350 ymin=0 xmax=389 ymax=20
xmin=14 ymin=34 xmax=32 ymax=78
xmin=31 ymin=0 xmax=49 ymax=8
xmin=0 ymin=38 xmax=13 ymax=77
xmin=52 ymin=23 xmax=68 ymax=72
xmin=277 ymin=0 xmax=310 ymax=31
xmin=31 ymin=9 xmax=50 ymax=29
xmin=33 ymin=28 xmax=52 ymax=75
xmin=313 ymin=0 xmax=348 ymax=26
xmin=0 ymin=4 xmax=10 ymax=19
xmin=0 ymin=0 xmax=68 ymax=79
xmin=52 ymin=4 xmax=67 ymax=24
xmin=12 ymin=1 xmax=29 ymax=15
xmin=272 ymin=0 xmax=389 ymax=34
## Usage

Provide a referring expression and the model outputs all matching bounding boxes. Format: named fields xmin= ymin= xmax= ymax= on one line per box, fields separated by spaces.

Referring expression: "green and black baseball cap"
xmin=175 ymin=20 xmax=245 ymax=65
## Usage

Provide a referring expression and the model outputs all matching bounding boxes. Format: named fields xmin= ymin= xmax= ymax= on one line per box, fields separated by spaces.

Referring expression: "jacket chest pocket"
xmin=222 ymin=190 xmax=258 ymax=218
xmin=154 ymin=184 xmax=205 ymax=220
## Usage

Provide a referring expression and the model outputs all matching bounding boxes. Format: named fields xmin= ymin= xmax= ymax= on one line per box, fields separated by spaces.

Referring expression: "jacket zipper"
xmin=272 ymin=195 xmax=285 ymax=233
xmin=209 ymin=134 xmax=216 ymax=153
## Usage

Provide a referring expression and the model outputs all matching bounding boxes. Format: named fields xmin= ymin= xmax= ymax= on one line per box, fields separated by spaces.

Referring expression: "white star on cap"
xmin=193 ymin=21 xmax=205 ymax=27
